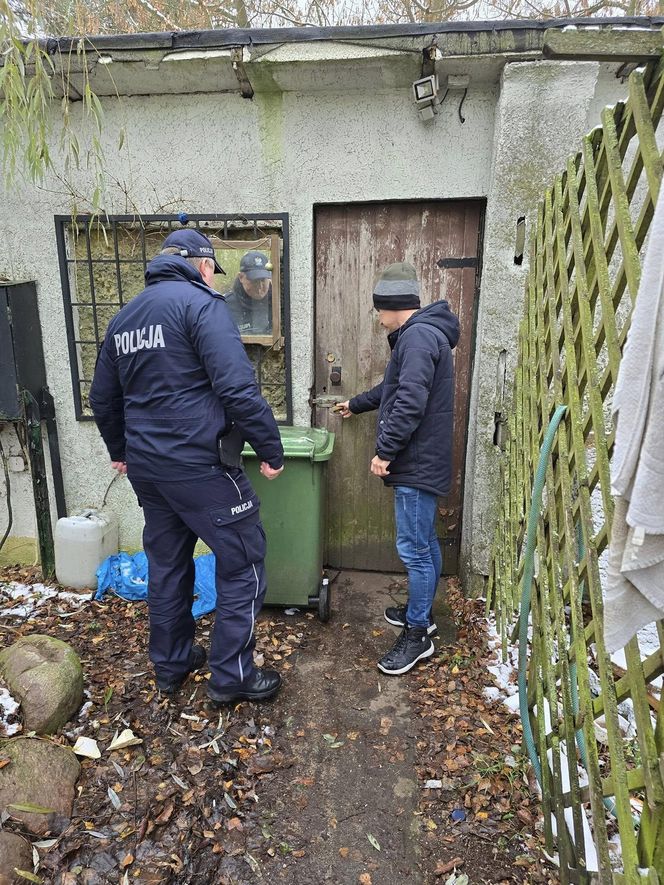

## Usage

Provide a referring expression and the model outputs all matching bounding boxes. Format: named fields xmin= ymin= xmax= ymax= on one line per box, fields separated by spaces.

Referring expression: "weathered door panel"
xmin=314 ymin=201 xmax=483 ymax=573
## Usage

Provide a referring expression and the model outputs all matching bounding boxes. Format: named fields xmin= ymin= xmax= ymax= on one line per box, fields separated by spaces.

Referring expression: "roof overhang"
xmin=24 ymin=17 xmax=664 ymax=99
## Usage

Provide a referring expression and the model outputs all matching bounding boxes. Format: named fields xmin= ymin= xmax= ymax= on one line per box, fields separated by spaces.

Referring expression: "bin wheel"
xmin=318 ymin=580 xmax=331 ymax=623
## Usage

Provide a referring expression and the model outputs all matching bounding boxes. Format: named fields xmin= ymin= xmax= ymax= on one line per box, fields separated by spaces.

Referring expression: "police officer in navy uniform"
xmin=89 ymin=228 xmax=284 ymax=705
xmin=225 ymin=250 xmax=272 ymax=335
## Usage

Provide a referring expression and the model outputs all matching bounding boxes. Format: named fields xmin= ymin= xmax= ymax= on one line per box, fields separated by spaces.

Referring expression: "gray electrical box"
xmin=0 ymin=283 xmax=47 ymax=421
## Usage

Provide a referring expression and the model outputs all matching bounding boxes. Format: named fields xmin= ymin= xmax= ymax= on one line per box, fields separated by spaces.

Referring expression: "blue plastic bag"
xmin=95 ymin=551 xmax=217 ymax=619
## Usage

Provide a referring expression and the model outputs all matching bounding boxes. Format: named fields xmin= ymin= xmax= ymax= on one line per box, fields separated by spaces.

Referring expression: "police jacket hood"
xmin=89 ymin=253 xmax=284 ymax=481
xmin=349 ymin=300 xmax=459 ymax=497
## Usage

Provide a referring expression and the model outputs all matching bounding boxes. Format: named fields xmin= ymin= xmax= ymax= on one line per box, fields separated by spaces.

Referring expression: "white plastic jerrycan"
xmin=54 ymin=509 xmax=119 ymax=591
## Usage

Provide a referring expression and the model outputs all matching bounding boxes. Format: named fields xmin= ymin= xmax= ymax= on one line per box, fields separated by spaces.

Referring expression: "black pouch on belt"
xmin=217 ymin=424 xmax=245 ymax=469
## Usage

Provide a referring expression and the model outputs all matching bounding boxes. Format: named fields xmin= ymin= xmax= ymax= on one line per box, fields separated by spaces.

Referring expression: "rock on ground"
xmin=0 ymin=634 xmax=83 ymax=734
xmin=0 ymin=831 xmax=33 ymax=885
xmin=0 ymin=737 xmax=80 ymax=835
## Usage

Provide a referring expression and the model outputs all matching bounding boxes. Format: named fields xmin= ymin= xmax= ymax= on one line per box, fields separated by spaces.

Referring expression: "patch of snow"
xmin=0 ymin=582 xmax=91 ymax=618
xmin=610 ymin=622 xmax=662 ymax=692
xmin=0 ymin=685 xmax=21 ymax=736
xmin=485 ymin=617 xmax=520 ymax=702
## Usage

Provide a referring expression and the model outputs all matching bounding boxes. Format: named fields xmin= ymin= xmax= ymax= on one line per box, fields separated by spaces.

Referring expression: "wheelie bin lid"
xmin=243 ymin=426 xmax=335 ymax=462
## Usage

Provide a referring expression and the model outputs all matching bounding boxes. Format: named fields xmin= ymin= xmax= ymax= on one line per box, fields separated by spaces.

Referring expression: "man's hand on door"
xmin=334 ymin=400 xmax=353 ymax=418
xmin=370 ymin=456 xmax=391 ymax=477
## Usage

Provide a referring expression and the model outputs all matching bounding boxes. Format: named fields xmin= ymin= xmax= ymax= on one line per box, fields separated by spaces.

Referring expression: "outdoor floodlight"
xmin=412 ymin=74 xmax=439 ymax=121
xmin=413 ymin=74 xmax=438 ymax=104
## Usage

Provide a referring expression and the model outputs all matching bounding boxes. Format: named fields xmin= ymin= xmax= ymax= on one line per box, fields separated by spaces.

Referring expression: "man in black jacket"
xmin=90 ymin=228 xmax=284 ymax=705
xmin=337 ymin=262 xmax=459 ymax=675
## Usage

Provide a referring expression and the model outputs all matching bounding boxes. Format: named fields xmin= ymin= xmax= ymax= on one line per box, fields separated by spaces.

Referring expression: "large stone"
xmin=0 ymin=635 xmax=83 ymax=734
xmin=0 ymin=831 xmax=33 ymax=885
xmin=0 ymin=737 xmax=80 ymax=835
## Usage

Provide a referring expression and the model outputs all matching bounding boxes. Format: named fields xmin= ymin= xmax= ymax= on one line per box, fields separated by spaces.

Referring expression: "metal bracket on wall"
xmin=231 ymin=47 xmax=254 ymax=99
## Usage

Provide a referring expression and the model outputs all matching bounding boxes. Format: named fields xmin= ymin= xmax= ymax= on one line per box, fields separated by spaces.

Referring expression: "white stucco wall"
xmin=460 ymin=59 xmax=629 ymax=592
xmin=0 ymin=72 xmax=497 ymax=561
xmin=0 ymin=46 xmax=633 ymax=579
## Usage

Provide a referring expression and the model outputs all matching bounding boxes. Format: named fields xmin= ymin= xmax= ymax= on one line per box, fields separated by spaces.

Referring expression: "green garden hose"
xmin=517 ymin=403 xmax=622 ymax=822
xmin=517 ymin=404 xmax=568 ymax=784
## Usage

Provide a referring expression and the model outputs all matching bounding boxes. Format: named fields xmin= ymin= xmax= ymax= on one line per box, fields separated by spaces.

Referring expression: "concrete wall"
xmin=460 ymin=60 xmax=628 ymax=594
xmin=0 ymin=75 xmax=496 ymax=564
xmin=0 ymin=52 xmax=628 ymax=583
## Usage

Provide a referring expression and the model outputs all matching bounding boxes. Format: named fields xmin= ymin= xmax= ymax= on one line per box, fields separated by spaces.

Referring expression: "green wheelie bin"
xmin=242 ymin=426 xmax=335 ymax=621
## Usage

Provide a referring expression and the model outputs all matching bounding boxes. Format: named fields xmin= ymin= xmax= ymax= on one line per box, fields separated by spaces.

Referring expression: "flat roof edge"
xmin=43 ymin=16 xmax=664 ymax=54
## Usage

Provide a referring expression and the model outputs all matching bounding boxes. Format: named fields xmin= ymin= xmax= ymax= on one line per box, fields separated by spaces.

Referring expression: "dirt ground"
xmin=0 ymin=565 xmax=559 ymax=885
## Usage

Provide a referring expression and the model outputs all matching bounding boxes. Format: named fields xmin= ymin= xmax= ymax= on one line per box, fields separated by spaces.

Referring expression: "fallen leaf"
xmin=14 ymin=872 xmax=42 ymax=884
xmin=480 ymin=717 xmax=495 ymax=734
xmin=120 ymin=853 xmax=134 ymax=868
xmin=8 ymin=803 xmax=54 ymax=815
xmin=339 ymin=847 xmax=349 ymax=857
xmin=0 ymin=758 xmax=10 ymax=769
xmin=108 ymin=787 xmax=122 ymax=810
xmin=367 ymin=833 xmax=380 ymax=851
xmin=154 ymin=802 xmax=174 ymax=825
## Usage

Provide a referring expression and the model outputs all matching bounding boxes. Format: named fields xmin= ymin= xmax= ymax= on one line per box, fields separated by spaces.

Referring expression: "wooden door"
xmin=314 ymin=201 xmax=483 ymax=573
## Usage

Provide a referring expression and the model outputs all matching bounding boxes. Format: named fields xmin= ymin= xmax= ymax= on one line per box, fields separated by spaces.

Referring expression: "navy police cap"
xmin=239 ymin=250 xmax=272 ymax=281
xmin=162 ymin=229 xmax=225 ymax=275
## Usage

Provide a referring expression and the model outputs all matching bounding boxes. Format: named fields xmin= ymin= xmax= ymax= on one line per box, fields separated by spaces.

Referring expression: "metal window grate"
xmin=54 ymin=213 xmax=292 ymax=423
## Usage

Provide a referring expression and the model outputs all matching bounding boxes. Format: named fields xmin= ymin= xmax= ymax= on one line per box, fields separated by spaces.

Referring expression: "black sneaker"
xmin=384 ymin=604 xmax=438 ymax=636
xmin=377 ymin=626 xmax=434 ymax=675
xmin=156 ymin=644 xmax=207 ymax=695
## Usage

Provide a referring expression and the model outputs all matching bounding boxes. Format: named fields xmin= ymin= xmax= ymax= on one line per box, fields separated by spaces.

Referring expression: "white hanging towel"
xmin=603 ymin=184 xmax=664 ymax=654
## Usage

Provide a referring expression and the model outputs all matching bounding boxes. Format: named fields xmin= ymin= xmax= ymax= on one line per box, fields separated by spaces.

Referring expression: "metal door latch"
xmin=311 ymin=395 xmax=342 ymax=409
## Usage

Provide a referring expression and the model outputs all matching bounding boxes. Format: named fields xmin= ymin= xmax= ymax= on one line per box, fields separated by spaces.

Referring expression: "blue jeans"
xmin=394 ymin=486 xmax=442 ymax=628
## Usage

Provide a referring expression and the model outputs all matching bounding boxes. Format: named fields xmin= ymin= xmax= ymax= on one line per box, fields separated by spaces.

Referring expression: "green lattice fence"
xmin=487 ymin=57 xmax=664 ymax=884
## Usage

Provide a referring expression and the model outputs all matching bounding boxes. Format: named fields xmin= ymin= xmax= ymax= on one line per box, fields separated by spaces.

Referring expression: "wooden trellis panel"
xmin=487 ymin=56 xmax=664 ymax=884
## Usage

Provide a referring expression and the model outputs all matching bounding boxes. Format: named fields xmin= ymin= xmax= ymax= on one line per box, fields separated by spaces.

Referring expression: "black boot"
xmin=377 ymin=626 xmax=434 ymax=675
xmin=207 ymin=669 xmax=282 ymax=705
xmin=156 ymin=644 xmax=207 ymax=695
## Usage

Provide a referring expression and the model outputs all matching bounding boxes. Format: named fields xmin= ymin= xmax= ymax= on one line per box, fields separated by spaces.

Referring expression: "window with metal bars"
xmin=54 ymin=213 xmax=291 ymax=423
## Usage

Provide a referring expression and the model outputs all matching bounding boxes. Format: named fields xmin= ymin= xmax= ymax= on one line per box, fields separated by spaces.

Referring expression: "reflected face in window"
xmin=239 ymin=273 xmax=270 ymax=301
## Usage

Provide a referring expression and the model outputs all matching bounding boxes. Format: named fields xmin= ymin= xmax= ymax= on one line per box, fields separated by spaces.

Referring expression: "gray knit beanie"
xmin=372 ymin=262 xmax=421 ymax=310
